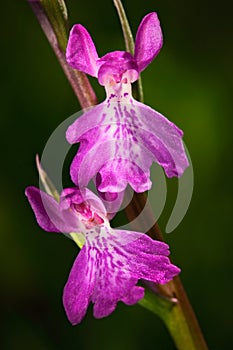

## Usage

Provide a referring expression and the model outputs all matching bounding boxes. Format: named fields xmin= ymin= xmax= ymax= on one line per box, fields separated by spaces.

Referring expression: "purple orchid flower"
xmin=25 ymin=185 xmax=180 ymax=325
xmin=65 ymin=12 xmax=189 ymax=197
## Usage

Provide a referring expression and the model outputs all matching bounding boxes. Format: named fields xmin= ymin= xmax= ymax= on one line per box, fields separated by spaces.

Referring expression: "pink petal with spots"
xmin=62 ymin=226 xmax=180 ymax=324
xmin=63 ymin=245 xmax=95 ymax=325
xmin=66 ymin=96 xmax=188 ymax=195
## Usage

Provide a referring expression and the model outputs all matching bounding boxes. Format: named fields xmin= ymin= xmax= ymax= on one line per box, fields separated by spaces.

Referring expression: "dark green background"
xmin=1 ymin=0 xmax=232 ymax=349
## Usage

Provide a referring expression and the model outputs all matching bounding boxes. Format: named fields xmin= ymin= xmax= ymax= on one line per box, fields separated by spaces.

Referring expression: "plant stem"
xmin=124 ymin=187 xmax=208 ymax=350
xmin=113 ymin=0 xmax=144 ymax=102
xmin=28 ymin=0 xmax=97 ymax=109
xmin=28 ymin=1 xmax=208 ymax=349
xmin=139 ymin=286 xmax=207 ymax=350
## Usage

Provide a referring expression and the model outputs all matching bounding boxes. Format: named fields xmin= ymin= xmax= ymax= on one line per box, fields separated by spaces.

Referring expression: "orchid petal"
xmin=66 ymin=96 xmax=188 ymax=195
xmin=25 ymin=186 xmax=82 ymax=233
xmin=25 ymin=186 xmax=60 ymax=232
xmin=134 ymin=100 xmax=189 ymax=178
xmin=112 ymin=229 xmax=180 ymax=284
xmin=121 ymin=286 xmax=145 ymax=305
xmin=66 ymin=100 xmax=152 ymax=193
xmin=134 ymin=12 xmax=163 ymax=72
xmin=95 ymin=180 xmax=125 ymax=220
xmin=63 ymin=226 xmax=179 ymax=324
xmin=97 ymin=51 xmax=138 ymax=85
xmin=66 ymin=24 xmax=99 ymax=77
xmin=63 ymin=245 xmax=95 ymax=325
xmin=60 ymin=187 xmax=107 ymax=217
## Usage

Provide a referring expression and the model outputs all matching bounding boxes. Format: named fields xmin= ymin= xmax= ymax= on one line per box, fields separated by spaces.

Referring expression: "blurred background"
xmin=1 ymin=0 xmax=233 ymax=349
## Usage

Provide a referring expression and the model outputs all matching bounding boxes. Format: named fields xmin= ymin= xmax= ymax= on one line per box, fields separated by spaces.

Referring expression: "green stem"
xmin=28 ymin=0 xmax=97 ymax=109
xmin=28 ymin=1 xmax=208 ymax=349
xmin=113 ymin=0 xmax=134 ymax=54
xmin=125 ymin=192 xmax=208 ymax=350
xmin=113 ymin=0 xmax=144 ymax=102
xmin=167 ymin=277 xmax=208 ymax=350
xmin=139 ymin=287 xmax=207 ymax=350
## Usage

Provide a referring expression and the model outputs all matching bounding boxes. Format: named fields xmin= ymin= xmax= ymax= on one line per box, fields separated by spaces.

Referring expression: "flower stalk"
xmin=27 ymin=0 xmax=208 ymax=349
